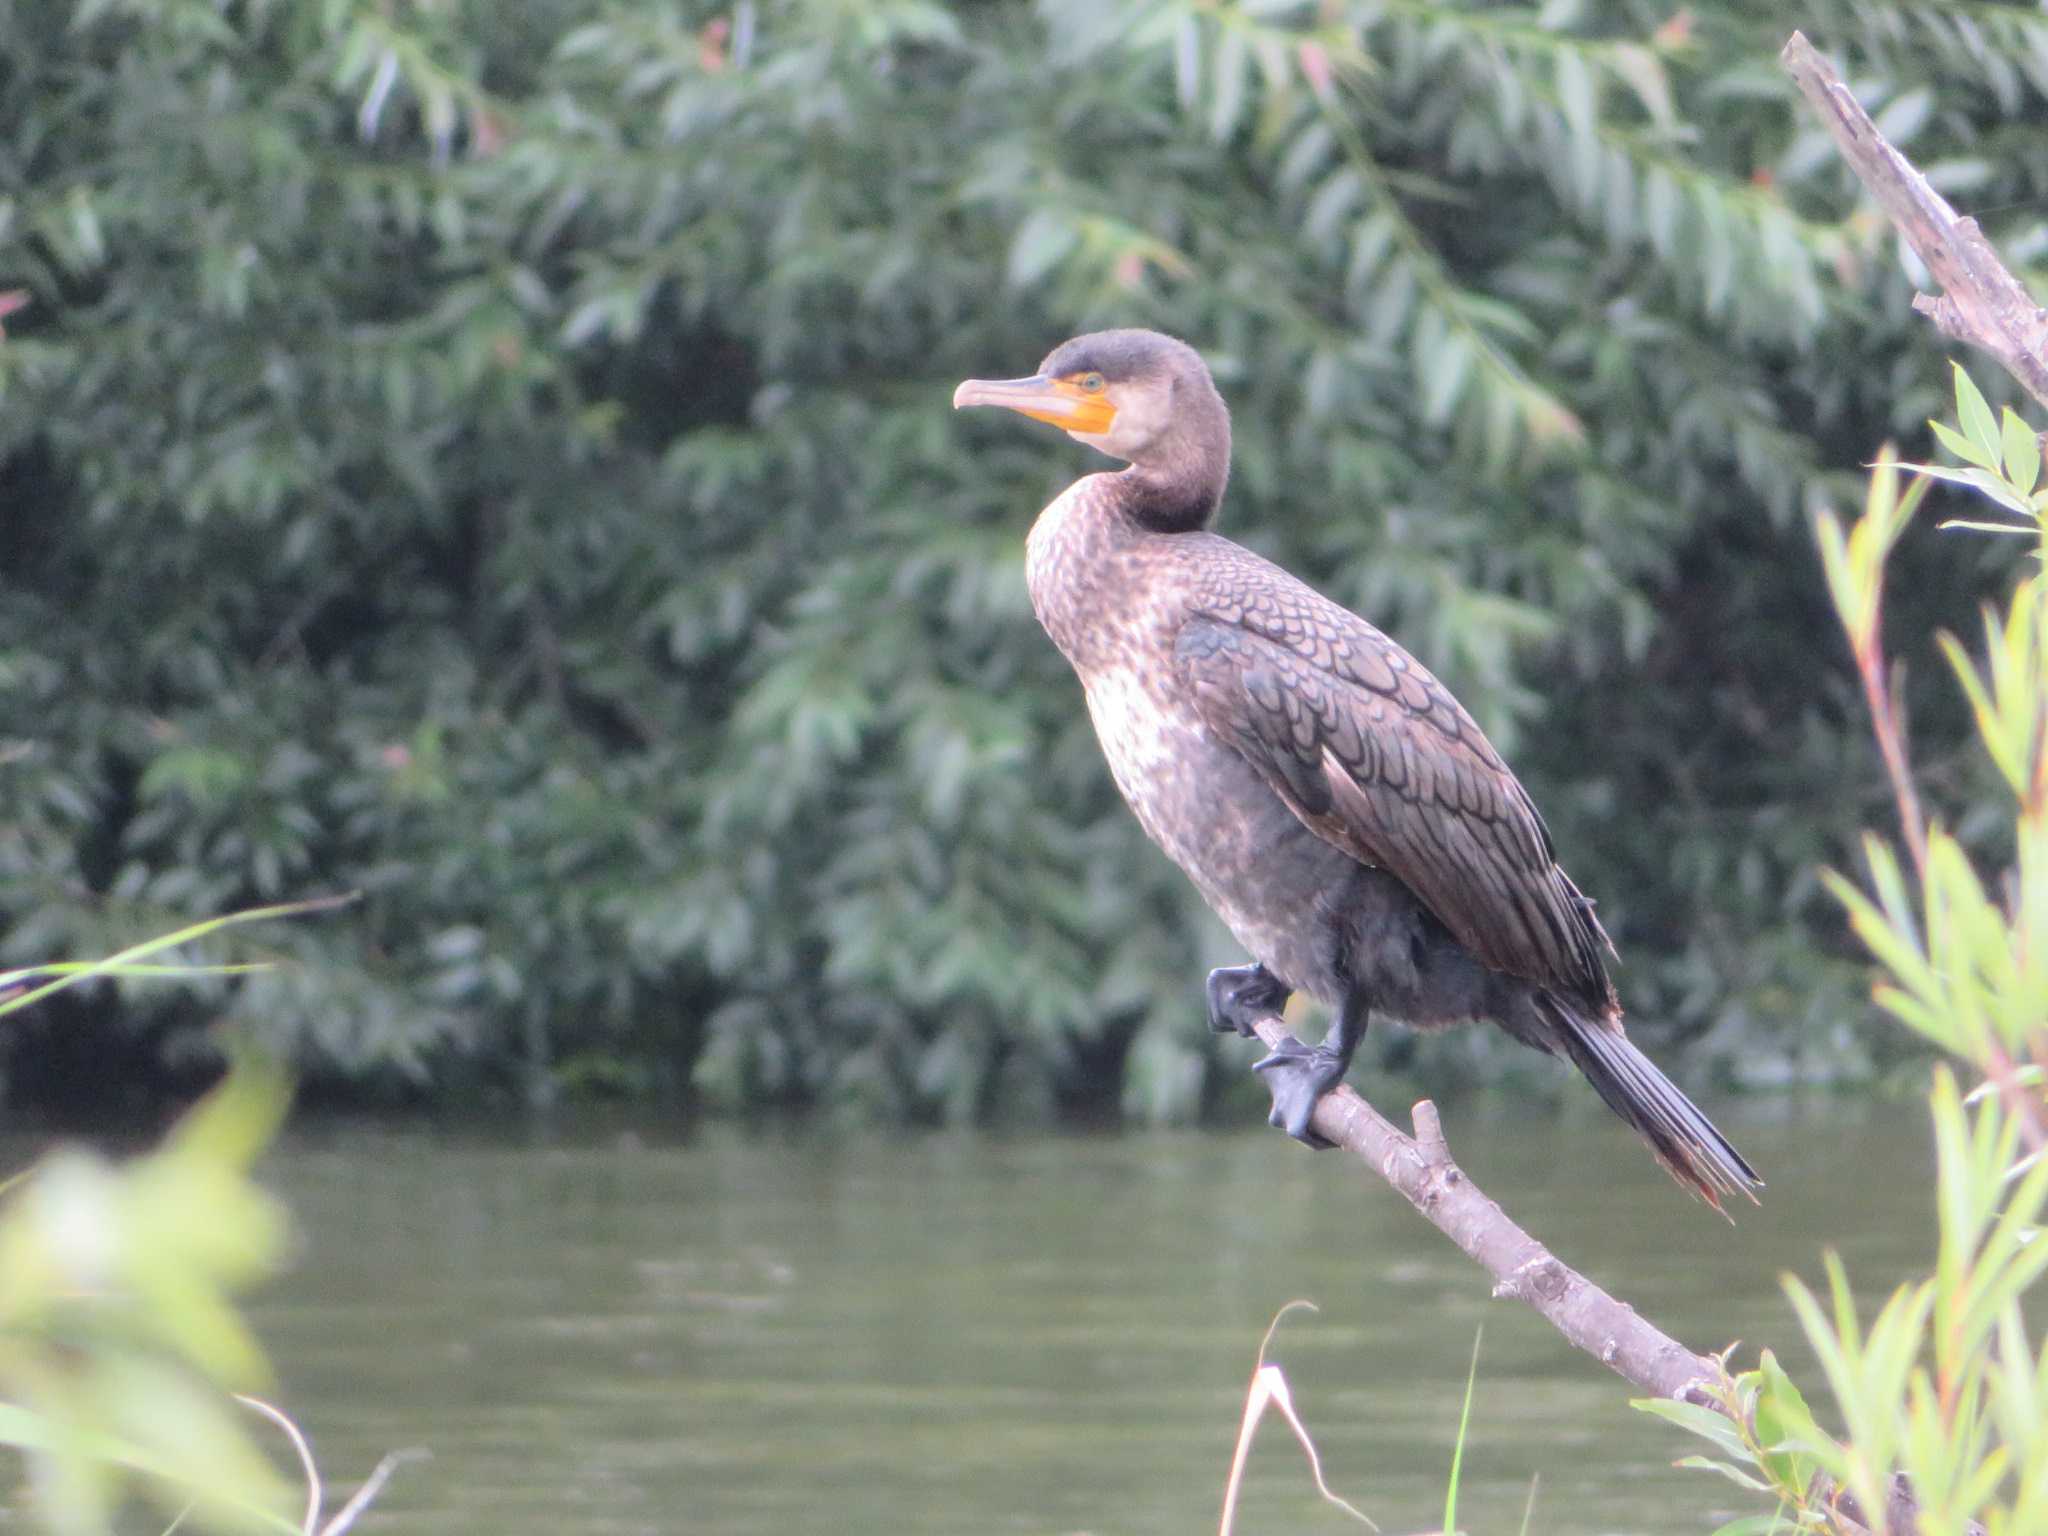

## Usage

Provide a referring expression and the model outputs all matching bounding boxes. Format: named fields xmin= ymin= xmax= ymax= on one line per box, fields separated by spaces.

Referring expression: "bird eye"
xmin=1079 ymin=372 xmax=1106 ymax=393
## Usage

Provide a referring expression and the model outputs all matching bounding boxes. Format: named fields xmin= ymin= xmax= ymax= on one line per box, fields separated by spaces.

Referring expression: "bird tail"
xmin=1541 ymin=996 xmax=1762 ymax=1215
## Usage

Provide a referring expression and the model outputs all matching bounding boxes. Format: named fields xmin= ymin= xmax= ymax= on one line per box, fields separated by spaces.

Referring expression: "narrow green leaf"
xmin=1675 ymin=1455 xmax=1774 ymax=1492
xmin=1709 ymin=1518 xmax=1793 ymax=1536
xmin=1419 ymin=332 xmax=1473 ymax=427
xmin=1962 ymin=467 xmax=2034 ymax=514
xmin=1209 ymin=24 xmax=1247 ymax=142
xmin=161 ymin=1059 xmax=294 ymax=1175
xmin=1633 ymin=1398 xmax=1752 ymax=1462
xmin=1872 ymin=87 xmax=1932 ymax=146
xmin=1940 ymin=518 xmax=2039 ymax=537
xmin=2000 ymin=407 xmax=2041 ymax=496
xmin=1930 ymin=419 xmax=1998 ymax=472
xmin=0 ymin=962 xmax=270 ymax=987
xmin=0 ymin=895 xmax=359 ymax=1022
xmin=1174 ymin=15 xmax=1200 ymax=111
xmin=1442 ymin=1327 xmax=1481 ymax=1536
xmin=1608 ymin=43 xmax=1675 ymax=129
xmin=1754 ymin=1350 xmax=1827 ymax=1495
xmin=1006 ymin=208 xmax=1076 ymax=288
xmin=1955 ymin=363 xmax=2000 ymax=464
xmin=1304 ymin=167 xmax=1363 ymax=245
xmin=1893 ymin=459 xmax=1993 ymax=491
xmin=1644 ymin=166 xmax=1679 ymax=259
xmin=0 ymin=1404 xmax=300 ymax=1536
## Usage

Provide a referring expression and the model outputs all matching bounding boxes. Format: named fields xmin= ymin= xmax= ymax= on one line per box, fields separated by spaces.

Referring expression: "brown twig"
xmin=1243 ymin=1012 xmax=1723 ymax=1403
xmin=1781 ymin=31 xmax=2048 ymax=413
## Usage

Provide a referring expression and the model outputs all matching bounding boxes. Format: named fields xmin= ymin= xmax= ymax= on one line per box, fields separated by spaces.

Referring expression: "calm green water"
xmin=250 ymin=1103 xmax=1930 ymax=1536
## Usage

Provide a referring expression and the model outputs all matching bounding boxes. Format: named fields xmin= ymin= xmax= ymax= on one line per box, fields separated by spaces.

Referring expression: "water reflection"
xmin=253 ymin=1102 xmax=1931 ymax=1535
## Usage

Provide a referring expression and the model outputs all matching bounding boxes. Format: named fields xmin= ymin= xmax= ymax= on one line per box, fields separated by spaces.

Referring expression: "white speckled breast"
xmin=1025 ymin=474 xmax=1358 ymax=1001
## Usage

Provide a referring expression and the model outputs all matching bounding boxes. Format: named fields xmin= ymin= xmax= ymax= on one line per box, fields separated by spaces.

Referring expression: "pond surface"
xmin=250 ymin=1100 xmax=1930 ymax=1536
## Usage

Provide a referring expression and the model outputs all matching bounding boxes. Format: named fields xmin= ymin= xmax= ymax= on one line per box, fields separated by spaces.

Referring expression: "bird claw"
xmin=1252 ymin=1036 xmax=1343 ymax=1150
xmin=1205 ymin=963 xmax=1290 ymax=1038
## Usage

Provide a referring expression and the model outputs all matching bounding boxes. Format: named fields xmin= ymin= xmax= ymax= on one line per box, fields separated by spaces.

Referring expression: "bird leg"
xmin=1205 ymin=962 xmax=1291 ymax=1038
xmin=1253 ymin=990 xmax=1369 ymax=1150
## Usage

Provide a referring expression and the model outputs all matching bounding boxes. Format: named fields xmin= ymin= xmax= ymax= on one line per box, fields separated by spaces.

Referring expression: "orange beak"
xmin=952 ymin=374 xmax=1117 ymax=435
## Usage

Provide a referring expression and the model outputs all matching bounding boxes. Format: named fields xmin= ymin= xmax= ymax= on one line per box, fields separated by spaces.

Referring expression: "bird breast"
xmin=1025 ymin=478 xmax=1359 ymax=1000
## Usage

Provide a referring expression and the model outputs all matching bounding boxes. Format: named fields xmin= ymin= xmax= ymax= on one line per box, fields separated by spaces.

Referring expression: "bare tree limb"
xmin=1781 ymin=30 xmax=2048 ymax=412
xmin=1242 ymin=1012 xmax=1723 ymax=1403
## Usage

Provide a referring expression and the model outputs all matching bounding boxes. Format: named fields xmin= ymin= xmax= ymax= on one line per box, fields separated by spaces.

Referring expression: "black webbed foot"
xmin=1252 ymin=1036 xmax=1347 ymax=1149
xmin=1205 ymin=962 xmax=1291 ymax=1038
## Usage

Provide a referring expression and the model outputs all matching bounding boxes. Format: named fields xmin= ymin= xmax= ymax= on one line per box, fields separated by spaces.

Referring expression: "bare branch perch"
xmin=1781 ymin=30 xmax=2048 ymax=411
xmin=1243 ymin=1012 xmax=1723 ymax=1403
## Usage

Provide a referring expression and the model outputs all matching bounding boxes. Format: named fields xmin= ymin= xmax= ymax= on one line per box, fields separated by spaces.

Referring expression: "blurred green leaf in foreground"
xmin=0 ymin=1062 xmax=298 ymax=1535
xmin=0 ymin=898 xmax=363 ymax=1535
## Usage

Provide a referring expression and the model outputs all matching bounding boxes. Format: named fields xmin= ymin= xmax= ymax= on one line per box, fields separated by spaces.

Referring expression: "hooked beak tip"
xmin=952 ymin=374 xmax=1073 ymax=416
xmin=951 ymin=373 xmax=1115 ymax=434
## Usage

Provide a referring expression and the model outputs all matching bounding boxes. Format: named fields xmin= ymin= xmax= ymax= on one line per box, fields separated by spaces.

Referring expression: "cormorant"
xmin=954 ymin=328 xmax=1760 ymax=1209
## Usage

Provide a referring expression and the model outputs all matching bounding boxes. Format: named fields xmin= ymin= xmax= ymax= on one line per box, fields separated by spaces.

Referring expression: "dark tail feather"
xmin=1542 ymin=998 xmax=1762 ymax=1214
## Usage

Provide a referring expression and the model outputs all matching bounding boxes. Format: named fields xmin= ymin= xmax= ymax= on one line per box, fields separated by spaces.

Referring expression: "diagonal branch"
xmin=1781 ymin=30 xmax=2048 ymax=412
xmin=1242 ymin=1012 xmax=1723 ymax=1403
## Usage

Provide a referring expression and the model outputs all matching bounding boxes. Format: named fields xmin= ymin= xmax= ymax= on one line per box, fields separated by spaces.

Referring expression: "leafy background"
xmin=2 ymin=0 xmax=2043 ymax=1123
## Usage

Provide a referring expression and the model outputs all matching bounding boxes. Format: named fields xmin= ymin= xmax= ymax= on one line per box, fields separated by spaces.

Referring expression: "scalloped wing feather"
xmin=1175 ymin=602 xmax=1616 ymax=1012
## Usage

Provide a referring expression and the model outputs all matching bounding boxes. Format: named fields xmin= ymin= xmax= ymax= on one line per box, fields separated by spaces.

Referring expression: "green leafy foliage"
xmin=2 ymin=1 xmax=2042 ymax=1116
xmin=1637 ymin=1347 xmax=1830 ymax=1525
xmin=1648 ymin=367 xmax=2048 ymax=1533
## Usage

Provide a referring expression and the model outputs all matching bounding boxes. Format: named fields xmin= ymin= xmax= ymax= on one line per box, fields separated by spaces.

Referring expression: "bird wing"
xmin=1174 ymin=584 xmax=1615 ymax=1010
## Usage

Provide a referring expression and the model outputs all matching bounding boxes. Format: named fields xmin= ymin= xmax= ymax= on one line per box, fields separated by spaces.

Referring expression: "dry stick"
xmin=1781 ymin=31 xmax=2048 ymax=414
xmin=1242 ymin=1013 xmax=1722 ymax=1403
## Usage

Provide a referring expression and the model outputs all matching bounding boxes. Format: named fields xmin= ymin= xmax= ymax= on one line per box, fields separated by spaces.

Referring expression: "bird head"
xmin=952 ymin=328 xmax=1221 ymax=468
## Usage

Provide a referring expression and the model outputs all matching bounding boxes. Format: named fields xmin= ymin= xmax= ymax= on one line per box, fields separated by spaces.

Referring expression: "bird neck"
xmin=1112 ymin=443 xmax=1228 ymax=534
xmin=1108 ymin=375 xmax=1231 ymax=533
